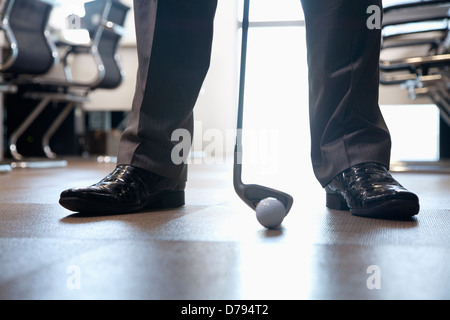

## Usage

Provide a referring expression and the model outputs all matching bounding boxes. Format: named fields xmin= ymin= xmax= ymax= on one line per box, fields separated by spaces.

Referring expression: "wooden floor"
xmin=0 ymin=157 xmax=449 ymax=300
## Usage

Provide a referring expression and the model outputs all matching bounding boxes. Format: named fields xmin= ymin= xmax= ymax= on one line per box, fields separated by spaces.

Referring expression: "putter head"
xmin=233 ymin=151 xmax=294 ymax=213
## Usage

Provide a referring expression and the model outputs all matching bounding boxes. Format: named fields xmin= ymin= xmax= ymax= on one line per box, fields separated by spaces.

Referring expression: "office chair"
xmin=0 ymin=0 xmax=60 ymax=168
xmin=380 ymin=0 xmax=450 ymax=122
xmin=57 ymin=0 xmax=129 ymax=90
xmin=0 ymin=0 xmax=58 ymax=77
xmin=379 ymin=0 xmax=450 ymax=172
xmin=3 ymin=0 xmax=129 ymax=165
xmin=33 ymin=0 xmax=130 ymax=160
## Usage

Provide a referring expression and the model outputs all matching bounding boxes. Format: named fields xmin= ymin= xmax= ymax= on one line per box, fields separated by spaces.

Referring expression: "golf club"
xmin=233 ymin=0 xmax=294 ymax=215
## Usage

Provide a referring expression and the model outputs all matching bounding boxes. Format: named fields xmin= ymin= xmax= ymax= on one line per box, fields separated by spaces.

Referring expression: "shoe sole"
xmin=59 ymin=190 xmax=185 ymax=214
xmin=326 ymin=192 xmax=419 ymax=219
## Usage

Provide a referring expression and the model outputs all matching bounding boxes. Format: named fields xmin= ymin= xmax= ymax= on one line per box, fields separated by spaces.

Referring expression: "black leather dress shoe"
xmin=59 ymin=165 xmax=185 ymax=214
xmin=324 ymin=162 xmax=419 ymax=219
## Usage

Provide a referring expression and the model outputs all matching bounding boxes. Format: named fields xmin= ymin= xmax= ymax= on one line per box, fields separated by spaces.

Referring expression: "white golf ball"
xmin=255 ymin=197 xmax=286 ymax=229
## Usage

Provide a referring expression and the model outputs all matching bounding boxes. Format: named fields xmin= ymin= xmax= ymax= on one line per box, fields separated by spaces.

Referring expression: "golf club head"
xmin=233 ymin=152 xmax=294 ymax=214
xmin=235 ymin=180 xmax=294 ymax=214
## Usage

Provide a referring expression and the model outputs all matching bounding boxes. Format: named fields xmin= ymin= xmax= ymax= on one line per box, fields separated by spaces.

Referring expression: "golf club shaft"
xmin=236 ymin=0 xmax=249 ymax=148
xmin=234 ymin=0 xmax=249 ymax=188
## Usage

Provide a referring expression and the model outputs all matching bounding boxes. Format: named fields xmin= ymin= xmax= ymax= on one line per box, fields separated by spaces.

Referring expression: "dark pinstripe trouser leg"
xmin=301 ymin=0 xmax=392 ymax=187
xmin=117 ymin=0 xmax=217 ymax=181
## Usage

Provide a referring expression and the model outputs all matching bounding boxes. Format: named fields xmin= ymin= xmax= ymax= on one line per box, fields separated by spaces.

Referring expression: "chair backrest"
xmin=383 ymin=0 xmax=450 ymax=13
xmin=83 ymin=0 xmax=130 ymax=89
xmin=0 ymin=0 xmax=56 ymax=77
xmin=383 ymin=0 xmax=450 ymax=28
